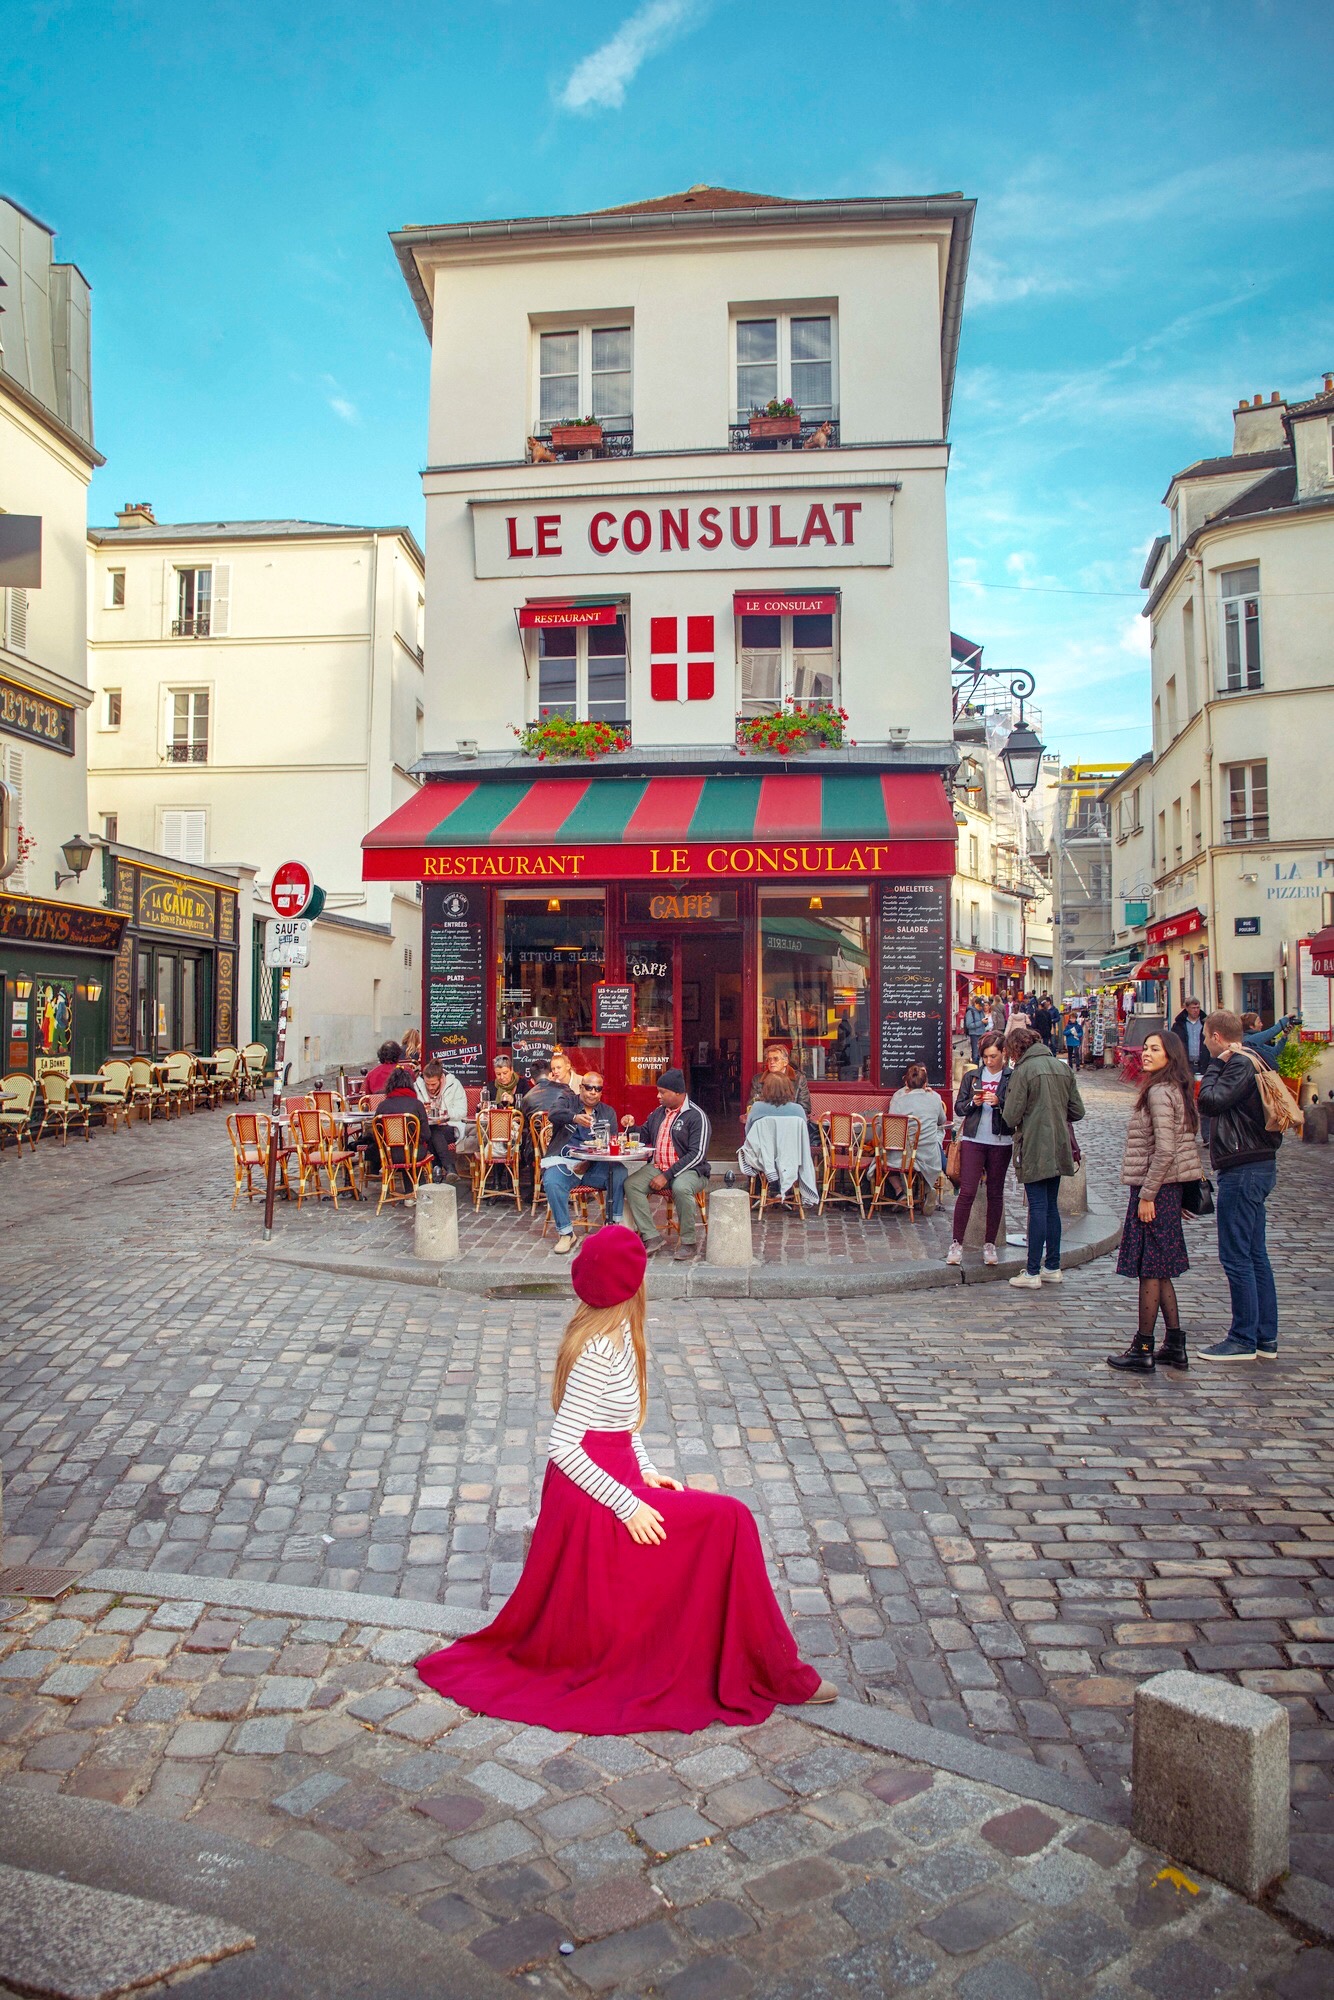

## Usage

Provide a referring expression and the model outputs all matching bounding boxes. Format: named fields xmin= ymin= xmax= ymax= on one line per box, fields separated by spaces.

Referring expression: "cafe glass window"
xmin=537 ymin=325 xmax=633 ymax=436
xmin=739 ymin=612 xmax=837 ymax=716
xmin=497 ymin=891 xmax=605 ymax=1053
xmin=622 ymin=939 xmax=673 ymax=1091
xmin=535 ymin=616 xmax=628 ymax=724
xmin=759 ymin=886 xmax=871 ymax=1083
xmin=734 ymin=312 xmax=836 ymax=421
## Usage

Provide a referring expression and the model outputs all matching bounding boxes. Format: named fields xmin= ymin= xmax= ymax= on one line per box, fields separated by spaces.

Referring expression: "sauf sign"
xmin=472 ymin=487 xmax=894 ymax=579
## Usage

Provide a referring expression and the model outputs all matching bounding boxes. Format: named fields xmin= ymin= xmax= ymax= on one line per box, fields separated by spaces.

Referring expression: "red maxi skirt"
xmin=417 ymin=1431 xmax=819 ymax=1734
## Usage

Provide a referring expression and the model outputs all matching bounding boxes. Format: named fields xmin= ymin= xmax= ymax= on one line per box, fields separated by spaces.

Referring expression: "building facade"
xmin=87 ymin=514 xmax=426 ymax=1068
xmin=0 ymin=196 xmax=125 ymax=1078
xmin=364 ymin=185 xmax=971 ymax=1120
xmin=1135 ymin=380 xmax=1334 ymax=1051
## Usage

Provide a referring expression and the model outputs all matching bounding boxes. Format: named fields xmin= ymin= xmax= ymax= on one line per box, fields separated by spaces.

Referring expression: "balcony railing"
xmin=1224 ymin=813 xmax=1269 ymax=842
xmin=529 ymin=425 xmax=634 ymax=463
xmin=728 ymin=417 xmax=841 ymax=452
xmin=166 ymin=742 xmax=209 ymax=764
xmin=172 ymin=616 xmax=210 ymax=638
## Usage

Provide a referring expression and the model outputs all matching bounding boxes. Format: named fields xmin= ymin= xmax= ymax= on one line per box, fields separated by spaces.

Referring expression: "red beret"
xmin=571 ymin=1224 xmax=647 ymax=1308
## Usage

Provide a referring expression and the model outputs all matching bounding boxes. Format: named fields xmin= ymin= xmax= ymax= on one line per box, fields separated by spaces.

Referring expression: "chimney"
xmin=1232 ymin=394 xmax=1286 ymax=455
xmin=115 ymin=501 xmax=156 ymax=528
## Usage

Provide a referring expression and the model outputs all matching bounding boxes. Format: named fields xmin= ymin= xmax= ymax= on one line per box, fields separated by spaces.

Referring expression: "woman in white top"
xmin=946 ymin=1033 xmax=1013 ymax=1266
xmin=886 ymin=1064 xmax=948 ymax=1212
xmin=417 ymin=1225 xmax=832 ymax=1732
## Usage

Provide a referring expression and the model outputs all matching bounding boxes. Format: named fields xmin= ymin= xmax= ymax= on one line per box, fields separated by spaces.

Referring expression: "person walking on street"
xmin=946 ymin=1033 xmax=1012 ymax=1267
xmin=963 ymin=997 xmax=989 ymax=1065
xmin=1171 ymin=996 xmax=1208 ymax=1078
xmin=1196 ymin=1009 xmax=1284 ymax=1361
xmin=415 ymin=1226 xmax=833 ymax=1730
xmin=1062 ymin=1013 xmax=1083 ymax=1070
xmin=1002 ymin=1023 xmax=1085 ymax=1289
xmin=989 ymin=996 xmax=1007 ymax=1036
xmin=622 ymin=1069 xmax=712 ymax=1262
xmin=1106 ymin=1029 xmax=1205 ymax=1373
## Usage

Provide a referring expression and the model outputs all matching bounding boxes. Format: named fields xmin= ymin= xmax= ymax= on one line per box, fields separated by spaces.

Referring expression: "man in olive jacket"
xmin=1001 ymin=1024 xmax=1085 ymax=1288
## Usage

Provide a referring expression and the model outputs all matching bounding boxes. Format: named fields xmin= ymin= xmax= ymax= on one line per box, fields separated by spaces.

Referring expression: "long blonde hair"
xmin=551 ymin=1284 xmax=648 ymax=1428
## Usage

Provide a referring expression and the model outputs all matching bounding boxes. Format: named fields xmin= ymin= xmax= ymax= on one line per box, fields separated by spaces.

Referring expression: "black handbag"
xmin=1181 ymin=1177 xmax=1215 ymax=1217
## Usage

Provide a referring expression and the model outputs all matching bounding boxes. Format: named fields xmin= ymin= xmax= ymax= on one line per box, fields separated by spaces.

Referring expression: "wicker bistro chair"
xmin=0 ymin=1072 xmax=39 ymax=1156
xmin=38 ymin=1071 xmax=90 ymax=1145
xmin=240 ymin=1042 xmax=269 ymax=1099
xmin=318 ymin=1109 xmax=364 ymax=1208
xmin=86 ymin=1060 xmax=133 ymax=1135
xmin=372 ymin=1113 xmax=428 ymax=1215
xmin=290 ymin=1107 xmax=361 ymax=1207
xmin=747 ymin=1170 xmax=807 ymax=1223
xmin=161 ymin=1050 xmax=198 ymax=1117
xmin=817 ymin=1112 xmax=871 ymax=1217
xmin=527 ymin=1113 xmax=553 ymax=1221
xmin=662 ymin=1183 xmax=710 ymax=1243
xmin=128 ymin=1056 xmax=165 ymax=1122
xmin=210 ymin=1048 xmax=243 ymax=1107
xmin=227 ymin=1110 xmax=286 ymax=1207
xmin=867 ymin=1112 xmax=921 ymax=1219
xmin=311 ymin=1089 xmax=343 ymax=1115
xmin=474 ymin=1106 xmax=524 ymax=1212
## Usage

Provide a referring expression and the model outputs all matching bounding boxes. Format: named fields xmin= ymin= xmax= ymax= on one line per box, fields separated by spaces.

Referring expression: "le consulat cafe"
xmin=363 ymin=185 xmax=974 ymax=1130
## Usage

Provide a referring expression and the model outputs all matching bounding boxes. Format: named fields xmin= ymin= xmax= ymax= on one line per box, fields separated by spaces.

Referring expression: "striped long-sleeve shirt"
xmin=547 ymin=1334 xmax=657 ymax=1522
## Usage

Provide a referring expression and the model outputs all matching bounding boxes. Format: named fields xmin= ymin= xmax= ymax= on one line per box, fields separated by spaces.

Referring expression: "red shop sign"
xmin=1147 ymin=907 xmax=1205 ymax=947
xmin=518 ymin=602 xmax=618 ymax=629
xmin=734 ymin=592 xmax=838 ymax=617
xmin=972 ymin=950 xmax=1003 ymax=973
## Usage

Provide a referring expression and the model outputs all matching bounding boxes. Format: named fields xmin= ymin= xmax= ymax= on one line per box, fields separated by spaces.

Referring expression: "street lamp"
xmin=54 ymin=833 xmax=96 ymax=891
xmin=999 ymin=711 xmax=1045 ymax=800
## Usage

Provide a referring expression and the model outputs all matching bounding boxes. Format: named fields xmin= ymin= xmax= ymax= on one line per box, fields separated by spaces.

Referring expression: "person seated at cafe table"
xmin=622 ymin=1068 xmax=712 ymax=1265
xmin=884 ymin=1063 xmax=948 ymax=1214
xmin=364 ymin=1040 xmax=405 ymax=1096
xmin=401 ymin=1028 xmax=423 ymax=1073
xmin=415 ymin=1058 xmax=467 ymax=1181
xmin=742 ymin=1071 xmax=817 ymax=1207
xmin=373 ymin=1065 xmax=429 ymax=1177
xmin=541 ymin=1068 xmax=626 ymax=1256
xmin=746 ymin=1041 xmax=813 ymax=1116
xmin=480 ymin=1048 xmax=526 ymax=1109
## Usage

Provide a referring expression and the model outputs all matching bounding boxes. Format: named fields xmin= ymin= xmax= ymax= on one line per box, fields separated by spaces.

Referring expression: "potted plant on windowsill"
xmin=1276 ymin=1030 xmax=1326 ymax=1105
xmin=514 ymin=713 xmax=630 ymax=762
xmin=736 ymin=702 xmax=852 ymax=756
xmin=748 ymin=398 xmax=801 ymax=441
xmin=549 ymin=415 xmax=604 ymax=451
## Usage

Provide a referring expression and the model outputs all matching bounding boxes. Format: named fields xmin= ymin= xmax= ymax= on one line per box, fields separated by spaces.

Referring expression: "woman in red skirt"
xmin=417 ymin=1225 xmax=834 ymax=1733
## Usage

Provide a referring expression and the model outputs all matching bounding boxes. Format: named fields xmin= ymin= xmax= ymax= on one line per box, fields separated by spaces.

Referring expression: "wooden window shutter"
xmin=210 ymin=563 xmax=231 ymax=636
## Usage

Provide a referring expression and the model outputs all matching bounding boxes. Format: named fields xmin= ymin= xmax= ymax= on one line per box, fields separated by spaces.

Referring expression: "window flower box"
xmin=748 ymin=414 xmax=801 ymax=441
xmin=736 ymin=703 xmax=851 ymax=756
xmin=550 ymin=421 xmax=604 ymax=451
xmin=514 ymin=713 xmax=630 ymax=762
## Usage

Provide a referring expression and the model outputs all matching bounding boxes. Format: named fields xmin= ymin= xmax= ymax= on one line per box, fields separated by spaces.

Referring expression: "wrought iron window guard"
xmin=171 ymin=616 xmax=211 ymax=637
xmin=728 ymin=418 xmax=841 ymax=451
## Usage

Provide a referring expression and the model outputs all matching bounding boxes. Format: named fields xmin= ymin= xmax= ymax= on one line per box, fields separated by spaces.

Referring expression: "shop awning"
xmin=1099 ymin=948 xmax=1139 ymax=973
xmin=1308 ymin=926 xmax=1334 ymax=978
xmin=517 ymin=600 xmax=619 ymax=629
xmin=364 ymin=771 xmax=957 ymax=883
xmin=1133 ymin=953 xmax=1170 ymax=979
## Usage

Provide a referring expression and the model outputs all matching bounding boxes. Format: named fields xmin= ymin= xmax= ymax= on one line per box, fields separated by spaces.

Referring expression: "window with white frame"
xmin=969 ymin=900 xmax=980 ymax=947
xmin=738 ymin=611 xmax=837 ymax=716
xmin=1117 ymin=785 xmax=1141 ymax=839
xmin=537 ymin=325 xmax=632 ymax=435
xmin=968 ymin=834 xmax=979 ymax=877
xmin=1224 ymin=760 xmax=1268 ymax=841
xmin=1220 ymin=565 xmax=1261 ymax=689
xmin=734 ymin=311 xmax=835 ymax=421
xmin=103 ymin=688 xmax=122 ymax=730
xmin=166 ymin=687 xmax=209 ymax=763
xmin=534 ymin=616 xmax=627 ymax=724
xmin=174 ymin=568 xmax=212 ymax=637
xmin=106 ymin=568 xmax=126 ymax=608
xmin=159 ymin=808 xmax=207 ymax=862
xmin=102 ymin=813 xmax=118 ymax=843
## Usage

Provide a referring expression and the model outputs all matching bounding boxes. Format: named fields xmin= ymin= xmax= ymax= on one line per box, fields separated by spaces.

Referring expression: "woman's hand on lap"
xmin=644 ymin=1474 xmax=683 ymax=1491
xmin=625 ymin=1501 xmax=667 ymax=1544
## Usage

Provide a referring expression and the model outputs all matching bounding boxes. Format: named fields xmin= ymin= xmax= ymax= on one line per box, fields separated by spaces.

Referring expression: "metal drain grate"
xmin=0 ymin=1565 xmax=82 ymax=1601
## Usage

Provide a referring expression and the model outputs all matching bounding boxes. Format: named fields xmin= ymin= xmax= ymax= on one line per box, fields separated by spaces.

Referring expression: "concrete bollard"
xmin=413 ymin=1181 xmax=461 ymax=1262
xmin=1058 ymin=1156 xmax=1088 ymax=1217
xmin=1131 ymin=1670 xmax=1289 ymax=1898
xmin=1301 ymin=1103 xmax=1329 ymax=1144
xmin=704 ymin=1186 xmax=753 ymax=1267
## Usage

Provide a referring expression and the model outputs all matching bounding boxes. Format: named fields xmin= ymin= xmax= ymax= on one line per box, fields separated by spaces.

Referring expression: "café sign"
xmin=0 ymin=891 xmax=125 ymax=953
xmin=393 ymin=839 xmax=955 ymax=883
xmin=472 ymin=487 xmax=894 ymax=579
xmin=1147 ymin=907 xmax=1206 ymax=947
xmin=137 ymin=872 xmax=217 ymax=938
xmin=0 ymin=674 xmax=76 ymax=757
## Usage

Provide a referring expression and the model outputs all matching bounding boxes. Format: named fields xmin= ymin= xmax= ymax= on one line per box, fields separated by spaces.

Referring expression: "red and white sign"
xmin=1133 ymin=954 xmax=1170 ymax=979
xmin=650 ymin=615 xmax=714 ymax=704
xmin=472 ymin=488 xmax=894 ymax=578
xmin=734 ymin=592 xmax=838 ymax=617
xmin=271 ymin=860 xmax=313 ymax=919
xmin=1147 ymin=907 xmax=1205 ymax=947
xmin=517 ymin=601 xmax=618 ymax=629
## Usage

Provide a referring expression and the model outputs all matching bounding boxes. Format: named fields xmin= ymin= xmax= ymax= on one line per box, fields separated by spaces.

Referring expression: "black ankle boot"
xmin=1107 ymin=1333 xmax=1156 ymax=1373
xmin=1155 ymin=1330 xmax=1189 ymax=1370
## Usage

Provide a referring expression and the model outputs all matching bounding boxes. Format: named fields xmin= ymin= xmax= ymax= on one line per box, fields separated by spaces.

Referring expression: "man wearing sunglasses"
xmin=540 ymin=1070 xmax=626 ymax=1254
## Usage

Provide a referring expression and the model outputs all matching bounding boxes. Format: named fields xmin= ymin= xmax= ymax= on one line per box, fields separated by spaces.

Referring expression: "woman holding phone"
xmin=946 ymin=1033 xmax=1012 ymax=1266
xmin=416 ymin=1226 xmax=832 ymax=1731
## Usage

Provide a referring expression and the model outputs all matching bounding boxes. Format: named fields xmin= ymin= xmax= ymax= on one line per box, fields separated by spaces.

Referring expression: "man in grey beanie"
xmin=622 ymin=1067 xmax=712 ymax=1262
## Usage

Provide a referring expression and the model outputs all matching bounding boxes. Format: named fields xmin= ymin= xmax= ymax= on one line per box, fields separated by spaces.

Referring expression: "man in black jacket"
xmin=622 ymin=1068 xmax=712 ymax=1262
xmin=1171 ymin=997 xmax=1208 ymax=1076
xmin=1196 ymin=1008 xmax=1281 ymax=1362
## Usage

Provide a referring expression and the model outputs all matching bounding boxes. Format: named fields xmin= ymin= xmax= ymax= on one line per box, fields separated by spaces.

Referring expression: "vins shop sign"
xmin=472 ymin=488 xmax=894 ymax=579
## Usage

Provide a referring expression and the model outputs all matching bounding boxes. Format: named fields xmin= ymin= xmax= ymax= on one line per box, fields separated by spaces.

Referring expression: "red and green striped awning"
xmin=363 ymin=771 xmax=956 ymax=883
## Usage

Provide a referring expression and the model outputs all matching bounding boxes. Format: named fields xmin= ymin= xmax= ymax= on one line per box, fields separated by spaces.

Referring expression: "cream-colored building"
xmin=1135 ymin=378 xmax=1334 ymax=1047
xmin=87 ymin=512 xmax=427 ymax=1069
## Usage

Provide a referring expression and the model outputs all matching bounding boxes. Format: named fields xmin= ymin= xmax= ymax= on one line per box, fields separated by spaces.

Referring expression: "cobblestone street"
xmin=2 ymin=1072 xmax=1333 ymax=1994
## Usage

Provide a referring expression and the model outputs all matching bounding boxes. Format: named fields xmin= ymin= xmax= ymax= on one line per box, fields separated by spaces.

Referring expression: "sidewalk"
xmin=1 ymin=1575 xmax=1323 ymax=1998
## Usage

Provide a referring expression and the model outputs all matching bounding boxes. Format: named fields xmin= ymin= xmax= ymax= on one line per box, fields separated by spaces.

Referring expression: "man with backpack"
xmin=1195 ymin=1008 xmax=1298 ymax=1362
xmin=963 ymin=996 xmax=989 ymax=1064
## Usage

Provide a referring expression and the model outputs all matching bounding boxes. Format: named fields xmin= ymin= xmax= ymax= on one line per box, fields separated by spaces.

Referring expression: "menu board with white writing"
xmin=423 ymin=884 xmax=486 ymax=1082
xmin=879 ymin=881 xmax=949 ymax=1087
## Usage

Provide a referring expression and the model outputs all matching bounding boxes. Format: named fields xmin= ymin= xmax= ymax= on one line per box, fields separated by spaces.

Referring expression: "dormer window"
xmin=536 ymin=325 xmax=632 ymax=438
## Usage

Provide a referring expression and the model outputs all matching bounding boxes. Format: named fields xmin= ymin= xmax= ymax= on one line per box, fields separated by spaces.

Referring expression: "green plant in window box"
xmin=514 ymin=713 xmax=630 ymax=762
xmin=736 ymin=702 xmax=852 ymax=756
xmin=1276 ymin=1031 xmax=1326 ymax=1095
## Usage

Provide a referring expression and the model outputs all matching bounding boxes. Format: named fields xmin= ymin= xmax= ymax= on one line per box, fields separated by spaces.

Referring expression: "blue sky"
xmin=8 ymin=0 xmax=1333 ymax=762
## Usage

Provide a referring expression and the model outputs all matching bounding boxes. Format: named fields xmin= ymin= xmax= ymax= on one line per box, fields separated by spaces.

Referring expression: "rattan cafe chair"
xmin=318 ymin=1108 xmax=364 ymax=1208
xmin=868 ymin=1112 xmax=921 ymax=1219
xmin=227 ymin=1110 xmax=286 ymax=1207
xmin=372 ymin=1113 xmax=428 ymax=1215
xmin=240 ymin=1042 xmax=269 ymax=1099
xmin=474 ymin=1106 xmax=524 ymax=1212
xmin=211 ymin=1047 xmax=243 ymax=1106
xmin=38 ymin=1070 xmax=90 ymax=1146
xmin=0 ymin=1072 xmax=39 ymax=1156
xmin=87 ymin=1060 xmax=133 ymax=1135
xmin=817 ymin=1111 xmax=871 ymax=1216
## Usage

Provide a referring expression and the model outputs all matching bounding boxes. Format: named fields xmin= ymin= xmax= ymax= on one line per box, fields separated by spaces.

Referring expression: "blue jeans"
xmin=1025 ymin=1175 xmax=1062 ymax=1275
xmin=1215 ymin=1158 xmax=1278 ymax=1352
xmin=542 ymin=1158 xmax=623 ymax=1234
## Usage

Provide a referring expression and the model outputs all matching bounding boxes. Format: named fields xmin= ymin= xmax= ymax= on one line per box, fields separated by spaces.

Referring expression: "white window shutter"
xmin=211 ymin=563 xmax=230 ymax=636
xmin=161 ymin=559 xmax=173 ymax=637
xmin=160 ymin=808 xmax=184 ymax=858
xmin=5 ymin=746 xmax=27 ymax=890
xmin=183 ymin=810 xmax=207 ymax=862
xmin=7 ymin=588 xmax=27 ymax=654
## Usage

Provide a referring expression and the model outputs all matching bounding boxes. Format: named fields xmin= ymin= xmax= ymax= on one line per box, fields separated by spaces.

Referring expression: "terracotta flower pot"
xmin=748 ymin=415 xmax=801 ymax=440
xmin=550 ymin=423 xmax=603 ymax=449
xmin=1280 ymin=1073 xmax=1302 ymax=1104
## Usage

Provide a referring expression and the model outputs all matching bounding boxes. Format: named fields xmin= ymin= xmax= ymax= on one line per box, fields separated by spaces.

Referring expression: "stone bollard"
xmin=704 ymin=1186 xmax=753 ymax=1267
xmin=1058 ymin=1156 xmax=1088 ymax=1218
xmin=414 ymin=1181 xmax=460 ymax=1262
xmin=1131 ymin=1670 xmax=1288 ymax=1897
xmin=1301 ymin=1103 xmax=1329 ymax=1144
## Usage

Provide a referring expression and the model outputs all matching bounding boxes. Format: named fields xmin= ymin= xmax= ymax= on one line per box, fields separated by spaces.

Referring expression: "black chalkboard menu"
xmin=878 ymin=881 xmax=949 ymax=1087
xmin=511 ymin=1016 xmax=556 ymax=1075
xmin=423 ymin=884 xmax=486 ymax=1082
xmin=593 ymin=983 xmax=634 ymax=1035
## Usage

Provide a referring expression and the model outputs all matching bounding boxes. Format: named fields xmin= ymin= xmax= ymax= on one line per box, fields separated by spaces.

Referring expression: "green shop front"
xmin=103 ymin=848 xmax=241 ymax=1058
xmin=1 ymin=891 xmax=125 ymax=1080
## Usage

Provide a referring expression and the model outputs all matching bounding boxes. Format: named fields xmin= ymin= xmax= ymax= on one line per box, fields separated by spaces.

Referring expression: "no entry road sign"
xmin=271 ymin=860 xmax=313 ymax=918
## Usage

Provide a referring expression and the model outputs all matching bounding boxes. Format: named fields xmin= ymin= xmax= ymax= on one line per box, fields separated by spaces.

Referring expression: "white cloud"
xmin=1119 ymin=614 xmax=1151 ymax=656
xmin=965 ymin=250 xmax=1076 ymax=310
xmin=320 ymin=375 xmax=359 ymax=425
xmin=558 ymin=0 xmax=701 ymax=113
